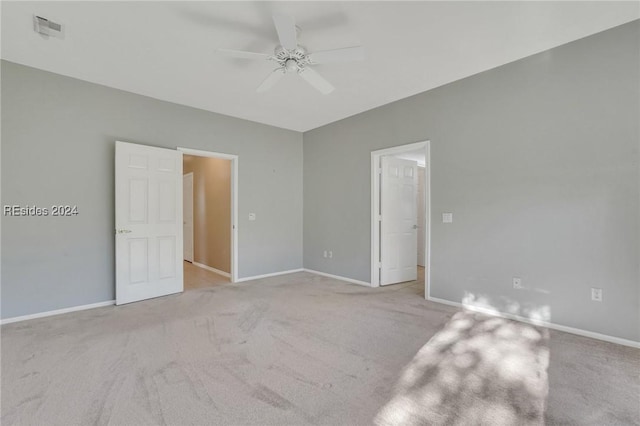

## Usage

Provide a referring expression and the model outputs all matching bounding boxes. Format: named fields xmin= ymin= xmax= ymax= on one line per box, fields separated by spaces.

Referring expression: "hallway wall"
xmin=184 ymin=155 xmax=231 ymax=274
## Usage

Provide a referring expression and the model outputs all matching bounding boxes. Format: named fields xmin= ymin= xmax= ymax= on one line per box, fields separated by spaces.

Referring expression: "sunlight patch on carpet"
xmin=375 ymin=310 xmax=550 ymax=426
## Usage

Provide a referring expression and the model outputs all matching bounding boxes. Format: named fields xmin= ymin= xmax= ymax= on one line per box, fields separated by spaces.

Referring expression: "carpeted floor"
xmin=1 ymin=272 xmax=638 ymax=425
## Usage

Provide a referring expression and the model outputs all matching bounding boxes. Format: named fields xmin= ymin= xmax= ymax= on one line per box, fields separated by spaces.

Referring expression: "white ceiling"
xmin=2 ymin=2 xmax=638 ymax=132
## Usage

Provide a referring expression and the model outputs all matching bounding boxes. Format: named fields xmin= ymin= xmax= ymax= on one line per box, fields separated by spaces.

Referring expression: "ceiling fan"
xmin=217 ymin=13 xmax=365 ymax=94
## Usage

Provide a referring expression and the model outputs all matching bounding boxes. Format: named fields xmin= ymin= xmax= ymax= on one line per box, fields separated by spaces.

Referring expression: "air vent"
xmin=33 ymin=15 xmax=64 ymax=38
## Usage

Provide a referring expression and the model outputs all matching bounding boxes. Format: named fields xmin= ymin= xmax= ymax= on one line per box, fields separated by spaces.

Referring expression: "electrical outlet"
xmin=328 ymin=251 xmax=333 ymax=259
xmin=248 ymin=213 xmax=256 ymax=221
xmin=591 ymin=287 xmax=603 ymax=302
xmin=513 ymin=277 xmax=523 ymax=289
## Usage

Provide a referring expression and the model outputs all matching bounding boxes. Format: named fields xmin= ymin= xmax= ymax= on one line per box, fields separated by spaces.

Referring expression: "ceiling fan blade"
xmin=217 ymin=48 xmax=271 ymax=60
xmin=272 ymin=13 xmax=298 ymax=50
xmin=299 ymin=67 xmax=335 ymax=94
xmin=257 ymin=68 xmax=285 ymax=92
xmin=308 ymin=46 xmax=365 ymax=64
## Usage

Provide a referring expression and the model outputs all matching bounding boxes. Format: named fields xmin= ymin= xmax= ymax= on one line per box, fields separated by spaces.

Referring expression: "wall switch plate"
xmin=442 ymin=212 xmax=453 ymax=223
xmin=591 ymin=287 xmax=603 ymax=302
xmin=328 ymin=251 xmax=333 ymax=258
xmin=248 ymin=213 xmax=256 ymax=221
xmin=513 ymin=277 xmax=523 ymax=289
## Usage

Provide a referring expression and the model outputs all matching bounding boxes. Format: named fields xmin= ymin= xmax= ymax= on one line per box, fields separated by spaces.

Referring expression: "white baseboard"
xmin=428 ymin=296 xmax=640 ymax=349
xmin=192 ymin=261 xmax=231 ymax=278
xmin=304 ymin=269 xmax=371 ymax=287
xmin=1 ymin=300 xmax=116 ymax=325
xmin=235 ymin=268 xmax=304 ymax=283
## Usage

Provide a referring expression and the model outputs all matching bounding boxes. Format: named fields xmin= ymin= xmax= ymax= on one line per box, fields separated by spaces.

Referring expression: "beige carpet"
xmin=1 ymin=272 xmax=638 ymax=425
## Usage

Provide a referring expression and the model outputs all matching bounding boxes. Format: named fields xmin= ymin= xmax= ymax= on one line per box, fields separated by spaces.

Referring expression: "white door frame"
xmin=177 ymin=147 xmax=238 ymax=283
xmin=182 ymin=172 xmax=194 ymax=263
xmin=371 ymin=141 xmax=431 ymax=298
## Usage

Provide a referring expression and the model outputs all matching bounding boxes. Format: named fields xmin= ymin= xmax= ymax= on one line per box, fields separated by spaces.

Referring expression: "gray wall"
xmin=1 ymin=61 xmax=303 ymax=319
xmin=304 ymin=21 xmax=640 ymax=341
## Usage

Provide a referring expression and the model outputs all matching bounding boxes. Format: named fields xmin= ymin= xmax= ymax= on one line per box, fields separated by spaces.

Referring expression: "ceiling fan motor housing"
xmin=275 ymin=45 xmax=309 ymax=72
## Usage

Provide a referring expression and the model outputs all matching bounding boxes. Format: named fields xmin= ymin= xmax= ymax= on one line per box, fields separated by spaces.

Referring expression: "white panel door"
xmin=115 ymin=141 xmax=183 ymax=305
xmin=417 ymin=167 xmax=426 ymax=267
xmin=381 ymin=156 xmax=418 ymax=285
xmin=183 ymin=173 xmax=194 ymax=263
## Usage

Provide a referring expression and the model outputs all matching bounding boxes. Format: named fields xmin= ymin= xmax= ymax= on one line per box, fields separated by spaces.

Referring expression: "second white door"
xmin=380 ymin=156 xmax=418 ymax=285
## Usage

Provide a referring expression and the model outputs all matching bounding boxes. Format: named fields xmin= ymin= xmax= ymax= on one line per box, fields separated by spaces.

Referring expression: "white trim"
xmin=178 ymin=148 xmax=237 ymax=161
xmin=1 ymin=301 xmax=115 ymax=325
xmin=192 ymin=261 xmax=231 ymax=278
xmin=428 ymin=296 xmax=640 ymax=349
xmin=177 ymin=147 xmax=238 ymax=283
xmin=304 ymin=269 xmax=372 ymax=287
xmin=235 ymin=268 xmax=304 ymax=283
xmin=371 ymin=141 xmax=431 ymax=297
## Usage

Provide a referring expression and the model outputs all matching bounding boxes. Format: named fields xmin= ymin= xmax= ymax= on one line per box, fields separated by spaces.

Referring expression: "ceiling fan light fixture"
xmin=285 ymin=59 xmax=299 ymax=72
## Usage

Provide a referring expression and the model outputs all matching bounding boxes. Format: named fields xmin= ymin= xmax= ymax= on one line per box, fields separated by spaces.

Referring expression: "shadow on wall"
xmin=375 ymin=309 xmax=550 ymax=425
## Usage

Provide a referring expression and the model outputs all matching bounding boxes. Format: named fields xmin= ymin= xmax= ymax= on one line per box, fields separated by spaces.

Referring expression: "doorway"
xmin=178 ymin=147 xmax=238 ymax=289
xmin=371 ymin=141 xmax=430 ymax=297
